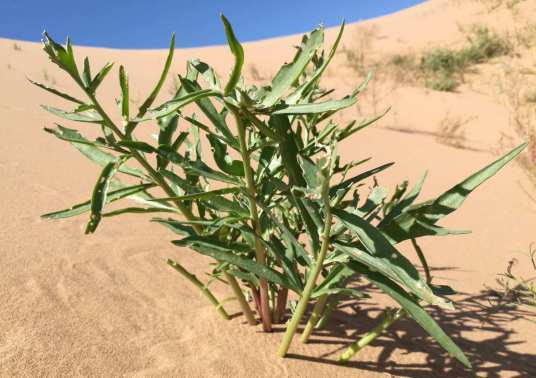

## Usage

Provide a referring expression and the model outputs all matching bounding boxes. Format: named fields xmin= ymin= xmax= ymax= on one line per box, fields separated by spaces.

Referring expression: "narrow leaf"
xmin=220 ymin=14 xmax=244 ymax=96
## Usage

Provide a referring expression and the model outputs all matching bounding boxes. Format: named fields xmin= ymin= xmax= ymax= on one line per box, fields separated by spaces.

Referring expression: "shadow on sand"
xmin=283 ymin=278 xmax=536 ymax=377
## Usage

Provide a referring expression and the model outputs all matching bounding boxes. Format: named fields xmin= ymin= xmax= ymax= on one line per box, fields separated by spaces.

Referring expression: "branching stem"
xmin=277 ymin=177 xmax=332 ymax=357
xmin=233 ymin=109 xmax=272 ymax=332
xmin=224 ymin=271 xmax=257 ymax=325
xmin=168 ymin=259 xmax=230 ymax=320
xmin=338 ymin=308 xmax=405 ymax=363
xmin=300 ymin=293 xmax=328 ymax=343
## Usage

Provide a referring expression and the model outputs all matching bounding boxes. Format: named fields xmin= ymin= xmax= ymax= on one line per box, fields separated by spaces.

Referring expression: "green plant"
xmin=420 ymin=27 xmax=510 ymax=91
xmin=461 ymin=26 xmax=511 ymax=64
xmin=492 ymin=245 xmax=536 ymax=308
xmin=35 ymin=16 xmax=525 ymax=369
xmin=420 ymin=48 xmax=464 ymax=91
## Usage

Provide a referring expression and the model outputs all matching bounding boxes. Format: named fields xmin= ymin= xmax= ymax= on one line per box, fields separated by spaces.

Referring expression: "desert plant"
xmin=420 ymin=27 xmax=509 ymax=91
xmin=492 ymin=245 xmax=536 ymax=308
xmin=34 ymin=16 xmax=525 ymax=369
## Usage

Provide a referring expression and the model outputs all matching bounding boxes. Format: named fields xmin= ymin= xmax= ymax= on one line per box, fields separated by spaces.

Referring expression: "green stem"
xmin=168 ymin=259 xmax=230 ymax=320
xmin=224 ymin=271 xmax=257 ymax=325
xmin=277 ymin=179 xmax=332 ymax=357
xmin=233 ymin=109 xmax=272 ymax=332
xmin=411 ymin=238 xmax=431 ymax=284
xmin=316 ymin=295 xmax=338 ymax=329
xmin=300 ymin=294 xmax=329 ymax=343
xmin=338 ymin=308 xmax=405 ymax=363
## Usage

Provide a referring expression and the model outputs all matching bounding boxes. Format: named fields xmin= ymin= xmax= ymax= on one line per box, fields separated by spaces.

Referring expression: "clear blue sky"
xmin=0 ymin=1 xmax=426 ymax=49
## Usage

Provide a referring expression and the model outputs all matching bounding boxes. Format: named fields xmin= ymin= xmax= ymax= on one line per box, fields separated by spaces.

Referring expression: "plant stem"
xmin=277 ymin=179 xmax=332 ymax=357
xmin=411 ymin=238 xmax=431 ymax=284
xmin=224 ymin=271 xmax=257 ymax=325
xmin=234 ymin=109 xmax=272 ymax=332
xmin=300 ymin=294 xmax=328 ymax=343
xmin=338 ymin=308 xmax=405 ymax=363
xmin=168 ymin=259 xmax=230 ymax=320
xmin=316 ymin=295 xmax=338 ymax=329
xmin=274 ymin=288 xmax=288 ymax=323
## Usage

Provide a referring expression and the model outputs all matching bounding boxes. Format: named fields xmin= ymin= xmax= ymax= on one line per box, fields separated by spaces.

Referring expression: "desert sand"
xmin=1 ymin=0 xmax=536 ymax=376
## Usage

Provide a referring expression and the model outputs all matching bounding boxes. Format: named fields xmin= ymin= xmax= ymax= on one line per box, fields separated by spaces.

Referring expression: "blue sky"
xmin=0 ymin=1 xmax=425 ymax=48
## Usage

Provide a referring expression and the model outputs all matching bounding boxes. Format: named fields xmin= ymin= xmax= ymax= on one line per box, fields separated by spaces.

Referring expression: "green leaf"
xmin=139 ymin=33 xmax=175 ymax=115
xmin=312 ymin=264 xmax=355 ymax=298
xmin=102 ymin=207 xmax=174 ymax=217
xmin=157 ymin=114 xmax=179 ymax=170
xmin=180 ymin=77 xmax=237 ymax=147
xmin=85 ymin=158 xmax=125 ymax=234
xmin=349 ymin=261 xmax=471 ymax=368
xmin=42 ymin=32 xmax=80 ymax=81
xmin=44 ymin=125 xmax=108 ymax=149
xmin=89 ymin=62 xmax=114 ymax=93
xmin=188 ymin=59 xmax=221 ymax=90
xmin=329 ymin=162 xmax=394 ymax=196
xmin=206 ymin=134 xmax=244 ymax=176
xmin=45 ymin=125 xmax=145 ymax=178
xmin=262 ymin=27 xmax=324 ymax=107
xmin=149 ymin=187 xmax=239 ymax=202
xmin=42 ymin=183 xmax=154 ymax=219
xmin=287 ymin=23 xmax=344 ymax=104
xmin=82 ymin=57 xmax=92 ymax=88
xmin=28 ymin=78 xmax=84 ymax=104
xmin=116 ymin=140 xmax=156 ymax=153
xmin=416 ymin=143 xmax=527 ymax=224
xmin=382 ymin=143 xmax=526 ymax=243
xmin=42 ymin=105 xmax=103 ymax=123
xmin=119 ymin=65 xmax=129 ymax=120
xmin=157 ymin=147 xmax=241 ymax=185
xmin=173 ymin=236 xmax=300 ymax=292
xmin=379 ymin=172 xmax=427 ymax=228
xmin=220 ymin=14 xmax=244 ymax=96
xmin=337 ymin=108 xmax=390 ymax=141
xmin=152 ymin=218 xmax=197 ymax=236
xmin=333 ymin=208 xmax=453 ymax=309
xmin=269 ymin=115 xmax=306 ymax=187
xmin=273 ymin=95 xmax=357 ymax=115
xmin=142 ymin=89 xmax=218 ymax=120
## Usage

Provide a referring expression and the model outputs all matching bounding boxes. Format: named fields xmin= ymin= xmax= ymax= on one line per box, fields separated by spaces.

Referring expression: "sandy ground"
xmin=1 ymin=0 xmax=536 ymax=376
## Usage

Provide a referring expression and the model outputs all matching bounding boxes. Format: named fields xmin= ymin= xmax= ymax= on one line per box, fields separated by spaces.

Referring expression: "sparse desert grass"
xmin=344 ymin=26 xmax=510 ymax=92
xmin=34 ymin=17 xmax=526 ymax=369
xmin=249 ymin=64 xmax=262 ymax=81
xmin=342 ymin=25 xmax=379 ymax=75
xmin=436 ymin=114 xmax=474 ymax=149
xmin=420 ymin=26 xmax=510 ymax=91
xmin=497 ymin=66 xmax=536 ymax=185
xmin=491 ymin=245 xmax=536 ymax=309
xmin=12 ymin=42 xmax=21 ymax=51
xmin=42 ymin=69 xmax=56 ymax=85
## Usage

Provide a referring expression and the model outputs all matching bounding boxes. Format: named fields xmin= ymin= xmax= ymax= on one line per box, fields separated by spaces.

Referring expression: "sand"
xmin=1 ymin=0 xmax=536 ymax=376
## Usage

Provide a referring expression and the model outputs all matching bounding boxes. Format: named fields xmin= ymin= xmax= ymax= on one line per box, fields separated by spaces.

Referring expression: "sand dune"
xmin=1 ymin=0 xmax=536 ymax=376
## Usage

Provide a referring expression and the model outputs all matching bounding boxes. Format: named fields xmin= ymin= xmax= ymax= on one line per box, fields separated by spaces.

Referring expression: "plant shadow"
xmin=286 ymin=280 xmax=536 ymax=377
